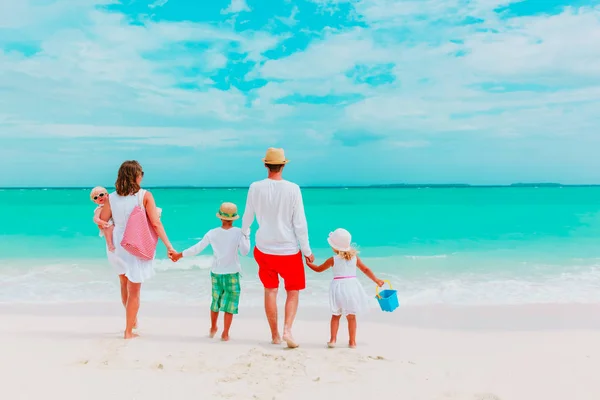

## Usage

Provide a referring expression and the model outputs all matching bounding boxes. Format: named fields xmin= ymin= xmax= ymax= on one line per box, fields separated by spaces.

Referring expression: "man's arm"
xmin=306 ymin=257 xmax=333 ymax=273
xmin=292 ymin=186 xmax=312 ymax=258
xmin=241 ymin=184 xmax=255 ymax=236
xmin=238 ymin=230 xmax=251 ymax=257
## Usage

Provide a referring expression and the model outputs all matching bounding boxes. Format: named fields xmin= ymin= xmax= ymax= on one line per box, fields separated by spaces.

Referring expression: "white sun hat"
xmin=327 ymin=228 xmax=353 ymax=252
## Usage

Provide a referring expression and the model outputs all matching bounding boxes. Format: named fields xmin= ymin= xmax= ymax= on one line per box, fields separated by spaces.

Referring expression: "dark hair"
xmin=115 ymin=160 xmax=143 ymax=196
xmin=265 ymin=163 xmax=284 ymax=173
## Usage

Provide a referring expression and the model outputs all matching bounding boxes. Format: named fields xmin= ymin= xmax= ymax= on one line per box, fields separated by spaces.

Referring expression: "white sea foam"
xmin=153 ymin=256 xmax=213 ymax=271
xmin=1 ymin=257 xmax=600 ymax=306
xmin=404 ymin=254 xmax=449 ymax=260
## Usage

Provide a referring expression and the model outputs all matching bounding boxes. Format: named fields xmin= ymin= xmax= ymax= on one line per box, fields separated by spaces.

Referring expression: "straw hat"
xmin=216 ymin=202 xmax=239 ymax=221
xmin=262 ymin=147 xmax=289 ymax=165
xmin=327 ymin=228 xmax=352 ymax=252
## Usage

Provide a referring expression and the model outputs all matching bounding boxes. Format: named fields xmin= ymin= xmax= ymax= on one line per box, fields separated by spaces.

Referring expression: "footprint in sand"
xmin=473 ymin=394 xmax=501 ymax=400
xmin=217 ymin=347 xmax=308 ymax=396
xmin=441 ymin=392 xmax=502 ymax=400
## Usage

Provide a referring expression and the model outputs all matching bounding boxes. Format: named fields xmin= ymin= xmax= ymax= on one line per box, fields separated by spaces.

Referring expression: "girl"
xmin=306 ymin=228 xmax=384 ymax=349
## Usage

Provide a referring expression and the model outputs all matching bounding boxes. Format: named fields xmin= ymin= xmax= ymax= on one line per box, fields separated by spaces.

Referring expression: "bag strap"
xmin=137 ymin=189 xmax=146 ymax=210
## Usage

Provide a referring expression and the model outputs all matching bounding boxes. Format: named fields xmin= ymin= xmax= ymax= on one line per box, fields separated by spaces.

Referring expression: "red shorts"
xmin=254 ymin=247 xmax=306 ymax=291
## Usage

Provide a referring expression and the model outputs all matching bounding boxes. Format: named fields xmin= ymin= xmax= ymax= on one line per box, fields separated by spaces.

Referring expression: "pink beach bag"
xmin=120 ymin=189 xmax=158 ymax=260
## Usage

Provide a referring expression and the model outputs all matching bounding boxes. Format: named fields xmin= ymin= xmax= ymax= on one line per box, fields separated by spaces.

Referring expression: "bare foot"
xmin=221 ymin=333 xmax=230 ymax=342
xmin=327 ymin=341 xmax=336 ymax=348
xmin=283 ymin=333 xmax=299 ymax=349
xmin=271 ymin=335 xmax=282 ymax=345
xmin=124 ymin=331 xmax=139 ymax=340
xmin=349 ymin=342 xmax=357 ymax=349
xmin=209 ymin=327 xmax=218 ymax=338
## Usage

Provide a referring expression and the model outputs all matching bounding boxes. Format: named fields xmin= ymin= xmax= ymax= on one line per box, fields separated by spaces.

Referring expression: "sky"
xmin=1 ymin=0 xmax=600 ymax=187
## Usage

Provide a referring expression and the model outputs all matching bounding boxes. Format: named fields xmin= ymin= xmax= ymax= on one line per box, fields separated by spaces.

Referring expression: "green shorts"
xmin=211 ymin=272 xmax=241 ymax=315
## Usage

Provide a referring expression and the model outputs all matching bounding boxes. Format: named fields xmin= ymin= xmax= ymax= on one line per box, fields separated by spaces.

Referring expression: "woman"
xmin=100 ymin=160 xmax=174 ymax=339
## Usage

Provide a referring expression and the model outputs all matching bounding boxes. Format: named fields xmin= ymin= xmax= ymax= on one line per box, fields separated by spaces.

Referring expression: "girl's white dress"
xmin=329 ymin=255 xmax=372 ymax=316
xmin=106 ymin=189 xmax=155 ymax=283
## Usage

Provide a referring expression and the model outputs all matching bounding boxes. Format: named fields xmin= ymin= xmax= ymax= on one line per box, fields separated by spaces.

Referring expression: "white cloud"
xmin=258 ymin=29 xmax=392 ymax=80
xmin=149 ymin=0 xmax=169 ymax=9
xmin=249 ymin=2 xmax=600 ymax=142
xmin=277 ymin=6 xmax=299 ymax=26
xmin=0 ymin=122 xmax=283 ymax=148
xmin=390 ymin=140 xmax=430 ymax=148
xmin=221 ymin=0 xmax=251 ymax=14
xmin=2 ymin=0 xmax=600 ymax=156
xmin=464 ymin=7 xmax=600 ymax=78
xmin=0 ymin=1 xmax=286 ymax=137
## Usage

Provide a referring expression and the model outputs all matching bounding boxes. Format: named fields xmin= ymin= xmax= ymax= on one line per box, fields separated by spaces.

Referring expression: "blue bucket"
xmin=375 ymin=281 xmax=399 ymax=312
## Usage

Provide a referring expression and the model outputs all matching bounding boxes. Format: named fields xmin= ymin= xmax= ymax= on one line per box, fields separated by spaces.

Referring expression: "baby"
xmin=90 ymin=186 xmax=115 ymax=252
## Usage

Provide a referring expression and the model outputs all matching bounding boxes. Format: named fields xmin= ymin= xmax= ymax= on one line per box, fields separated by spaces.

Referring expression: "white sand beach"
xmin=1 ymin=303 xmax=599 ymax=400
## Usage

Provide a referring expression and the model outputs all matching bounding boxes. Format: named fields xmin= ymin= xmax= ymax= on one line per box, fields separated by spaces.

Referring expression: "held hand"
xmin=304 ymin=253 xmax=315 ymax=263
xmin=167 ymin=249 xmax=179 ymax=262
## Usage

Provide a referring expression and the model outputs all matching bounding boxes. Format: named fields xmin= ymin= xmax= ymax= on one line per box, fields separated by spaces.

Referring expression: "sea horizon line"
xmin=2 ymin=183 xmax=600 ymax=190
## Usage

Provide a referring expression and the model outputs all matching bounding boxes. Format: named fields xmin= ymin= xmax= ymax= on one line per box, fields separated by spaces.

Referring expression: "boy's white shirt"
xmin=182 ymin=227 xmax=250 ymax=274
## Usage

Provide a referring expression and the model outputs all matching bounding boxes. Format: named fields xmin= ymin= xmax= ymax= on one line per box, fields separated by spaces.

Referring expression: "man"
xmin=241 ymin=147 xmax=314 ymax=348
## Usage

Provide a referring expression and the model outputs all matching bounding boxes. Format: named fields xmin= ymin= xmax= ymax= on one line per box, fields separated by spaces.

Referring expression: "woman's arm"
xmin=144 ymin=190 xmax=174 ymax=251
xmin=356 ymin=257 xmax=384 ymax=286
xmin=306 ymin=257 xmax=333 ymax=273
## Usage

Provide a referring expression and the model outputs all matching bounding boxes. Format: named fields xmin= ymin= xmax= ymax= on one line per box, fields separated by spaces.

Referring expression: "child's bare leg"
xmin=221 ymin=312 xmax=233 ymax=341
xmin=328 ymin=315 xmax=341 ymax=348
xmin=347 ymin=314 xmax=357 ymax=348
xmin=210 ymin=310 xmax=219 ymax=338
xmin=104 ymin=225 xmax=115 ymax=252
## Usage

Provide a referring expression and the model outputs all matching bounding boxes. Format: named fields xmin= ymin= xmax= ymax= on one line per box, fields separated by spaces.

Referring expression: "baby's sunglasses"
xmin=93 ymin=192 xmax=107 ymax=201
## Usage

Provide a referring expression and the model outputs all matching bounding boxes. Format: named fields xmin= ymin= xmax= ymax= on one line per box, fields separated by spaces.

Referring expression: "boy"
xmin=170 ymin=202 xmax=250 ymax=341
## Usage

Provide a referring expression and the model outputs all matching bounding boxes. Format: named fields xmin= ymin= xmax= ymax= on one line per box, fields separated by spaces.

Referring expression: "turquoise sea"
xmin=1 ymin=187 xmax=600 ymax=306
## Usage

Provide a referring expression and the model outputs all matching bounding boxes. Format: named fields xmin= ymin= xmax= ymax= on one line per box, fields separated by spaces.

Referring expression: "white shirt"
xmin=182 ymin=227 xmax=250 ymax=274
xmin=241 ymin=179 xmax=312 ymax=256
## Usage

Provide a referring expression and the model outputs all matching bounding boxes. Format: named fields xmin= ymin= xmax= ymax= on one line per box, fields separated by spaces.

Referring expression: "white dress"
xmin=106 ymin=189 xmax=156 ymax=283
xmin=329 ymin=255 xmax=372 ymax=316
